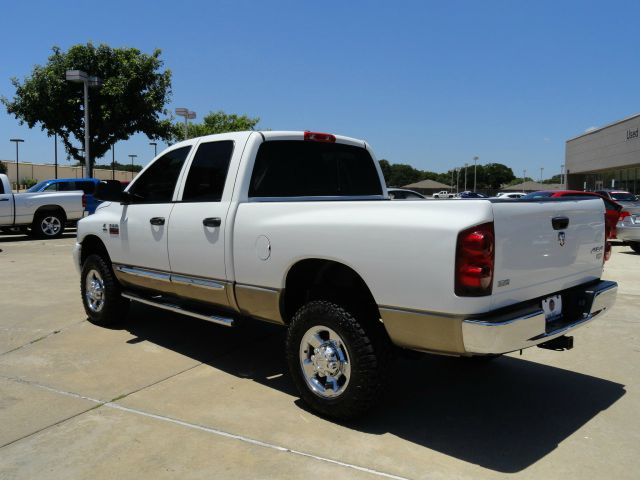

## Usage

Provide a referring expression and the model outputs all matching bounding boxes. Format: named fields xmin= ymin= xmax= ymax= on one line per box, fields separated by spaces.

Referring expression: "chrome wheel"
xmin=40 ymin=216 xmax=62 ymax=236
xmin=299 ymin=325 xmax=351 ymax=398
xmin=85 ymin=269 xmax=105 ymax=313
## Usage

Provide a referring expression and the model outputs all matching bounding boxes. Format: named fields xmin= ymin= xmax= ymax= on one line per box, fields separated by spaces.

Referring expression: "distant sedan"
xmin=457 ymin=191 xmax=489 ymax=198
xmin=387 ymin=188 xmax=426 ymax=200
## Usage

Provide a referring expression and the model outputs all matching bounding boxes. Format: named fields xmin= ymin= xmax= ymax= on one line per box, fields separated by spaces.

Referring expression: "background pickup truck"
xmin=0 ymin=173 xmax=84 ymax=238
xmin=74 ymin=131 xmax=617 ymax=419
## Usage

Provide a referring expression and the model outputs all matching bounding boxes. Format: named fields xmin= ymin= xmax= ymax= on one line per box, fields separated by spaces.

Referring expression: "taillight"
xmin=455 ymin=222 xmax=495 ymax=296
xmin=304 ymin=131 xmax=336 ymax=143
xmin=619 ymin=211 xmax=631 ymax=222
xmin=82 ymin=194 xmax=87 ymax=209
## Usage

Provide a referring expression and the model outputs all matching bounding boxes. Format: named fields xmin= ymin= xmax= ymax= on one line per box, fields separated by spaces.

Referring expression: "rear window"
xmin=610 ymin=192 xmax=636 ymax=201
xmin=249 ymin=141 xmax=382 ymax=198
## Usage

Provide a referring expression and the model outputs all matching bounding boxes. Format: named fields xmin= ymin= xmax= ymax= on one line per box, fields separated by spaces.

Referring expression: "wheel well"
xmin=80 ymin=235 xmax=110 ymax=266
xmin=34 ymin=205 xmax=66 ymax=223
xmin=282 ymin=259 xmax=381 ymax=325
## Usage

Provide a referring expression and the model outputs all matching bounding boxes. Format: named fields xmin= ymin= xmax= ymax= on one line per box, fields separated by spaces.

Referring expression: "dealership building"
xmin=566 ymin=113 xmax=640 ymax=194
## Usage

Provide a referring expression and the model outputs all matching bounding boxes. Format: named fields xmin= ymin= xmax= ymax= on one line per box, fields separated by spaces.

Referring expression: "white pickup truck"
xmin=0 ymin=173 xmax=84 ymax=238
xmin=73 ymin=131 xmax=617 ymax=419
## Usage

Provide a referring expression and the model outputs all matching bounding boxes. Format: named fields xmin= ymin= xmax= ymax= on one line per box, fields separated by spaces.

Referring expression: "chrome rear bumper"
xmin=462 ymin=280 xmax=617 ymax=354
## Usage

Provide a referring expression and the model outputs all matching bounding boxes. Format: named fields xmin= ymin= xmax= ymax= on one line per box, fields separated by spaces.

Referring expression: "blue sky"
xmin=0 ymin=0 xmax=636 ymax=179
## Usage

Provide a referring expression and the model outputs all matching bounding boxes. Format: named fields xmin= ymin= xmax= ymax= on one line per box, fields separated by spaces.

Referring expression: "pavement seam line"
xmin=105 ymin=403 xmax=411 ymax=480
xmin=0 ymin=319 xmax=86 ymax=358
xmin=0 ymin=375 xmax=411 ymax=480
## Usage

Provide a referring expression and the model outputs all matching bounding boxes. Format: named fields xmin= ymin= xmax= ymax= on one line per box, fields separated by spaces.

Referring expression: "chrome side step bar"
xmin=122 ymin=292 xmax=234 ymax=327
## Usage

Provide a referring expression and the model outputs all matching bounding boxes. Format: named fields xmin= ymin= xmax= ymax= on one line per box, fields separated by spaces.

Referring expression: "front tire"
xmin=81 ymin=254 xmax=129 ymax=325
xmin=630 ymin=242 xmax=640 ymax=253
xmin=286 ymin=300 xmax=390 ymax=420
xmin=32 ymin=211 xmax=65 ymax=238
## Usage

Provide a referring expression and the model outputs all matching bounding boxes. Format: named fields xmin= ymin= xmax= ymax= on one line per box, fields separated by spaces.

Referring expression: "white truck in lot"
xmin=73 ymin=131 xmax=618 ymax=419
xmin=0 ymin=173 xmax=85 ymax=237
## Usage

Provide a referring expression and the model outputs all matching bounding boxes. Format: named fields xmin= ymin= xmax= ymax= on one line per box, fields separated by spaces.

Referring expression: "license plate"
xmin=542 ymin=295 xmax=562 ymax=322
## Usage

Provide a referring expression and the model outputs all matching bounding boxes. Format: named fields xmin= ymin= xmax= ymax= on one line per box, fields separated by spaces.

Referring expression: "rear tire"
xmin=32 ymin=211 xmax=65 ymax=238
xmin=286 ymin=300 xmax=390 ymax=420
xmin=81 ymin=254 xmax=129 ymax=325
xmin=630 ymin=242 xmax=640 ymax=253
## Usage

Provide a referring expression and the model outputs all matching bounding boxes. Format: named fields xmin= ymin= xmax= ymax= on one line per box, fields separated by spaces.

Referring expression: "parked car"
xmin=522 ymin=190 xmax=622 ymax=241
xmin=387 ymin=188 xmax=425 ymax=200
xmin=615 ymin=210 xmax=640 ymax=253
xmin=432 ymin=190 xmax=455 ymax=198
xmin=457 ymin=191 xmax=489 ymax=199
xmin=75 ymin=130 xmax=617 ymax=419
xmin=27 ymin=178 xmax=101 ymax=214
xmin=494 ymin=192 xmax=526 ymax=199
xmin=0 ymin=174 xmax=85 ymax=237
xmin=594 ymin=189 xmax=640 ymax=222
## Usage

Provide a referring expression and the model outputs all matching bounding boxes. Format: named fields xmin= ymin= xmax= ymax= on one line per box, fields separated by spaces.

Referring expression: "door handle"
xmin=203 ymin=217 xmax=221 ymax=227
xmin=149 ymin=217 xmax=165 ymax=226
xmin=0 ymin=198 xmax=9 ymax=201
xmin=552 ymin=216 xmax=569 ymax=230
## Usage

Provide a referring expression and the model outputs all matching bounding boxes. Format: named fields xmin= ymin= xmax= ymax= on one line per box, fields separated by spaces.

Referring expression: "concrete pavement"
xmin=0 ymin=233 xmax=638 ymax=479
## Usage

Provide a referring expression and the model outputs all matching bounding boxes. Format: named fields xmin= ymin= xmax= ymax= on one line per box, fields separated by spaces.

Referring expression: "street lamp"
xmin=65 ymin=70 xmax=103 ymax=178
xmin=175 ymin=108 xmax=196 ymax=139
xmin=540 ymin=167 xmax=544 ymax=182
xmin=473 ymin=156 xmax=479 ymax=192
xmin=149 ymin=142 xmax=158 ymax=157
xmin=128 ymin=154 xmax=137 ymax=180
xmin=9 ymin=138 xmax=24 ymax=190
xmin=560 ymin=163 xmax=565 ymax=187
xmin=464 ymin=163 xmax=469 ymax=191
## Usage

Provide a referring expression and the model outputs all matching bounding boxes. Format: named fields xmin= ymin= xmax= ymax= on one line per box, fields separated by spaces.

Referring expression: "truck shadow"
xmin=121 ymin=303 xmax=625 ymax=474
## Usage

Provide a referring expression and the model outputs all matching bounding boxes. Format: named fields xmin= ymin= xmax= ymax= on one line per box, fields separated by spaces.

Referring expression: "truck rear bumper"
xmin=462 ymin=280 xmax=617 ymax=354
xmin=380 ymin=280 xmax=617 ymax=356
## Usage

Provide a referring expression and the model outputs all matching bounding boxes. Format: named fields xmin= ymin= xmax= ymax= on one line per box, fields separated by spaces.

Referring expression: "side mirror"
xmin=95 ymin=180 xmax=128 ymax=204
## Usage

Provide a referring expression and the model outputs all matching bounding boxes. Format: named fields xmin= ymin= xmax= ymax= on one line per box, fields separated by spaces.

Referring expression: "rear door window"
xmin=249 ymin=141 xmax=382 ymax=198
xmin=182 ymin=141 xmax=234 ymax=202
xmin=76 ymin=181 xmax=97 ymax=195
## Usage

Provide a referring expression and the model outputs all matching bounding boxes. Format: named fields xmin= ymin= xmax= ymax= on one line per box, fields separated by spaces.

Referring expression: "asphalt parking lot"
xmin=0 ymin=233 xmax=639 ymax=479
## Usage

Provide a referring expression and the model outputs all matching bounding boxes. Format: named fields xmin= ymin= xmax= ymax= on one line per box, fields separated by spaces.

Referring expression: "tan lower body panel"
xmin=234 ymin=284 xmax=284 ymax=325
xmin=380 ymin=306 xmax=465 ymax=354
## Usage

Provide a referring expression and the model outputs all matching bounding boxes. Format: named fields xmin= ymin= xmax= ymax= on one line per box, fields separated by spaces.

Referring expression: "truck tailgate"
xmin=490 ymin=198 xmax=605 ymax=309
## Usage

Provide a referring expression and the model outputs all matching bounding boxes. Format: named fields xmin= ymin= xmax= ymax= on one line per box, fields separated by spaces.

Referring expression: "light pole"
xmin=456 ymin=168 xmax=460 ymax=193
xmin=65 ymin=70 xmax=103 ymax=178
xmin=464 ymin=163 xmax=468 ymax=191
xmin=111 ymin=145 xmax=116 ymax=180
xmin=54 ymin=134 xmax=58 ymax=179
xmin=128 ymin=154 xmax=137 ymax=180
xmin=560 ymin=163 xmax=565 ymax=187
xmin=175 ymin=108 xmax=196 ymax=139
xmin=10 ymin=138 xmax=24 ymax=190
xmin=473 ymin=156 xmax=479 ymax=192
xmin=540 ymin=167 xmax=544 ymax=182
xmin=149 ymin=142 xmax=158 ymax=157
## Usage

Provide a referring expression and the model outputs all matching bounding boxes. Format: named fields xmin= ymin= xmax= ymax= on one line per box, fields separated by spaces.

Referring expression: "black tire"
xmin=81 ymin=254 xmax=129 ymax=325
xmin=286 ymin=300 xmax=391 ymax=420
xmin=32 ymin=211 xmax=65 ymax=238
xmin=630 ymin=242 xmax=640 ymax=254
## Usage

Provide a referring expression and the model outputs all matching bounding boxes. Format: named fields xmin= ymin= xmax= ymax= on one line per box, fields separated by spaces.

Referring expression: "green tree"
xmin=172 ymin=110 xmax=260 ymax=142
xmin=2 ymin=43 xmax=173 ymax=165
xmin=0 ymin=161 xmax=7 ymax=174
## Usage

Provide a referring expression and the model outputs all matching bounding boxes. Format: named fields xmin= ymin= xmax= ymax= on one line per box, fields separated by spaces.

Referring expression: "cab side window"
xmin=43 ymin=183 xmax=59 ymax=192
xmin=182 ymin=141 xmax=234 ymax=202
xmin=129 ymin=146 xmax=191 ymax=203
